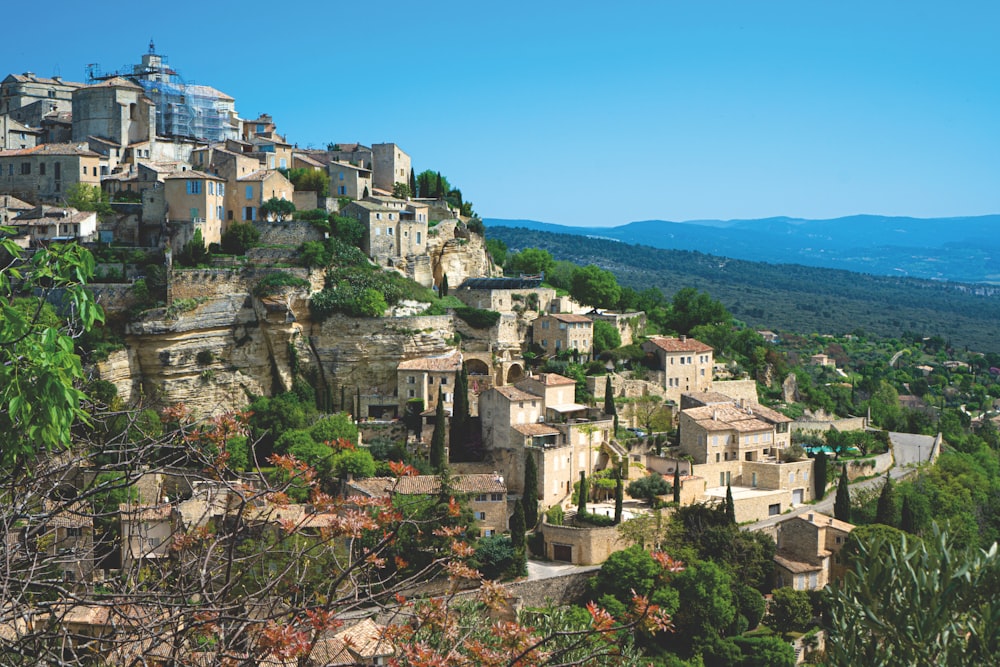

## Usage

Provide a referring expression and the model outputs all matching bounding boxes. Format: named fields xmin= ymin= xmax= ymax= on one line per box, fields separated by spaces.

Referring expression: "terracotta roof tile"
xmin=494 ymin=385 xmax=541 ymax=402
xmin=513 ymin=423 xmax=561 ymax=436
xmin=397 ymin=350 xmax=462 ymax=372
xmin=645 ymin=336 xmax=713 ymax=353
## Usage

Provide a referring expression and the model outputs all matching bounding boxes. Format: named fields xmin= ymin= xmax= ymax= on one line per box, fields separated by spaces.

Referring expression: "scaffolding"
xmin=86 ymin=42 xmax=237 ymax=143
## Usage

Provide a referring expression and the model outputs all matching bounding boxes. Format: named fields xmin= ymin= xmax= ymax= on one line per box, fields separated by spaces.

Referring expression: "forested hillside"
xmin=488 ymin=225 xmax=1000 ymax=353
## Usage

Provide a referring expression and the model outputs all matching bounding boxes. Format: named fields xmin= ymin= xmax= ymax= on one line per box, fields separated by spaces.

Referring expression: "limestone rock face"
xmin=427 ymin=221 xmax=497 ymax=289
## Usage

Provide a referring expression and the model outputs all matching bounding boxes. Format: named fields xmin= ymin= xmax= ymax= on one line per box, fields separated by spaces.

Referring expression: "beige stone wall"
xmin=540 ymin=518 xmax=627 ymax=565
xmin=712 ymin=379 xmax=759 ymax=404
xmin=791 ymin=416 xmax=868 ymax=433
xmin=0 ymin=152 xmax=102 ymax=203
xmin=843 ymin=451 xmax=893 ymax=481
xmin=591 ymin=311 xmax=646 ymax=346
xmin=372 ymin=143 xmax=411 ymax=193
xmin=470 ymin=496 xmax=507 ymax=536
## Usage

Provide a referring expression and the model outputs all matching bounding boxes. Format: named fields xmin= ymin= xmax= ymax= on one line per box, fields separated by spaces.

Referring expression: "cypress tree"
xmin=814 ymin=451 xmax=828 ymax=500
xmin=362 ymin=186 xmax=369 ymax=199
xmin=435 ymin=171 xmax=443 ymax=198
xmin=900 ymin=493 xmax=917 ymax=534
xmin=725 ymin=483 xmax=736 ymax=524
xmin=429 ymin=387 xmax=446 ymax=472
xmin=603 ymin=375 xmax=616 ymax=417
xmin=673 ymin=465 xmax=681 ymax=504
xmin=834 ymin=466 xmax=851 ymax=522
xmin=441 ymin=273 xmax=449 ymax=297
xmin=408 ymin=167 xmax=416 ymax=198
xmin=449 ymin=363 xmax=469 ymax=460
xmin=875 ymin=473 xmax=896 ymax=526
xmin=510 ymin=499 xmax=526 ymax=549
xmin=523 ymin=452 xmax=539 ymax=528
xmin=614 ymin=462 xmax=624 ymax=524
xmin=578 ymin=471 xmax=588 ymax=516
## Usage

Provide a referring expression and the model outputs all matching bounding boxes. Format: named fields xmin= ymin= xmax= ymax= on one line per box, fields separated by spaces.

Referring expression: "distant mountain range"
xmin=483 ymin=215 xmax=1000 ymax=285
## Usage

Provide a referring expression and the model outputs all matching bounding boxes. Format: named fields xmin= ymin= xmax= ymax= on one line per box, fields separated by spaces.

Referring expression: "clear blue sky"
xmin=7 ymin=1 xmax=999 ymax=227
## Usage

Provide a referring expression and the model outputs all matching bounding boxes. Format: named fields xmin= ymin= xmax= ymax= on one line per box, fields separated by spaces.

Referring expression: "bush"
xmin=309 ymin=413 xmax=359 ymax=445
xmin=545 ymin=505 xmax=564 ymax=526
xmin=274 ymin=429 xmax=315 ymax=455
xmin=471 ymin=535 xmax=516 ymax=580
xmin=627 ymin=474 xmax=671 ymax=504
xmin=220 ymin=223 xmax=260 ymax=255
xmin=330 ymin=448 xmax=376 ymax=479
xmin=253 ymin=271 xmax=311 ymax=297
xmin=575 ymin=511 xmax=615 ymax=527
xmin=196 ymin=350 xmax=214 ymax=365
xmin=453 ymin=306 xmax=502 ymax=329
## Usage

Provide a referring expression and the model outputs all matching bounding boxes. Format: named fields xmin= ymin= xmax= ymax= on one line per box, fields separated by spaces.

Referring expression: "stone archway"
xmin=506 ymin=363 xmax=524 ymax=384
xmin=466 ymin=358 xmax=490 ymax=377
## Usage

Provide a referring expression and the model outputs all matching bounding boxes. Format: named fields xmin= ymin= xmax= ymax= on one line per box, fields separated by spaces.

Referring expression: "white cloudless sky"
xmin=5 ymin=1 xmax=998 ymax=227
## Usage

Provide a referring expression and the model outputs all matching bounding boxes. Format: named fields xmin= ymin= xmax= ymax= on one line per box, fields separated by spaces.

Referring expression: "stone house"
xmin=71 ymin=77 xmax=156 ymax=150
xmin=119 ymin=504 xmax=174 ymax=570
xmin=8 ymin=205 xmax=97 ymax=245
xmin=346 ymin=473 xmax=508 ymax=537
xmin=0 ymin=72 xmax=83 ymax=125
xmin=40 ymin=503 xmax=95 ymax=587
xmin=342 ymin=199 xmax=428 ymax=267
xmin=0 ymin=193 xmax=32 ymax=224
xmin=236 ymin=169 xmax=293 ymax=222
xmin=241 ymin=113 xmax=278 ymax=141
xmin=328 ymin=159 xmax=373 ymax=199
xmin=772 ymin=511 xmax=854 ymax=590
xmin=454 ymin=275 xmax=557 ymax=314
xmin=641 ymin=335 xmax=714 ymax=404
xmin=0 ymin=114 xmax=42 ymax=151
xmin=397 ymin=349 xmax=463 ymax=416
xmin=587 ymin=310 xmax=646 ymax=346
xmin=372 ymin=142 xmax=411 ymax=194
xmin=479 ymin=373 xmax=615 ymax=511
xmin=163 ymin=170 xmax=226 ymax=249
xmin=0 ymin=142 xmax=104 ymax=203
xmin=532 ymin=313 xmax=594 ymax=359
xmin=676 ymin=395 xmax=814 ymax=522
xmin=326 ymin=142 xmax=374 ymax=169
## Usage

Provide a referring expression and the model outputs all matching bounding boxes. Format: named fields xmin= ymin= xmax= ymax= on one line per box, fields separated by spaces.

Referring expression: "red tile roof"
xmin=645 ymin=336 xmax=713 ymax=353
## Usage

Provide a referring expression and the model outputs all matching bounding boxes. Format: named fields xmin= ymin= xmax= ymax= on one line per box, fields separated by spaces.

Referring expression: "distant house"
xmin=772 ymin=511 xmax=854 ymax=590
xmin=642 ymin=335 xmax=714 ymax=403
xmin=397 ymin=349 xmax=463 ymax=415
xmin=0 ymin=142 xmax=104 ymax=203
xmin=532 ymin=313 xmax=593 ymax=359
xmin=8 ymin=205 xmax=97 ymax=245
xmin=163 ymin=169 xmax=226 ymax=249
xmin=346 ymin=473 xmax=508 ymax=537
xmin=328 ymin=160 xmax=372 ymax=199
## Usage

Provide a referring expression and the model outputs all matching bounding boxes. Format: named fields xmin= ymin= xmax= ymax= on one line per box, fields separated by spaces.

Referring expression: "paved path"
xmin=526 ymin=559 xmax=599 ymax=580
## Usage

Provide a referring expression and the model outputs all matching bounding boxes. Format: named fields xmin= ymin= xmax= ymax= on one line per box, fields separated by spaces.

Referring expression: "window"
xmin=751 ymin=472 xmax=757 ymax=487
xmin=376 ymin=213 xmax=382 ymax=220
xmin=186 ymin=180 xmax=202 ymax=195
xmin=337 ymin=185 xmax=346 ymax=195
xmin=217 ymin=205 xmax=223 ymax=220
xmin=245 ymin=185 xmax=253 ymax=200
xmin=387 ymin=227 xmax=393 ymax=236
xmin=416 ymin=231 xmax=421 ymax=244
xmin=20 ymin=162 xmax=30 ymax=175
xmin=541 ymin=320 xmax=549 ymax=329
xmin=39 ymin=162 xmax=45 ymax=175
xmin=491 ymin=493 xmax=503 ymax=501
xmin=190 ymin=208 xmax=199 ymax=220
xmin=66 ymin=527 xmax=82 ymax=537
xmin=407 ymin=376 xmax=415 ymax=384
xmin=474 ymin=494 xmax=487 ymax=502
xmin=407 ymin=389 xmax=415 ymax=398
xmin=339 ymin=171 xmax=345 ymax=181
xmin=788 ymin=473 xmax=794 ymax=485
xmin=244 ymin=206 xmax=255 ymax=221
xmin=440 ymin=377 xmax=447 ymax=385
xmin=483 ymin=529 xmax=494 ymax=537
xmin=474 ymin=512 xmax=486 ymax=521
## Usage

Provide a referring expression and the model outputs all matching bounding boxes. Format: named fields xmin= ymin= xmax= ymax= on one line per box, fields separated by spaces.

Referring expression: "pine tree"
xmin=814 ymin=450 xmax=828 ymax=500
xmin=875 ymin=473 xmax=896 ymax=526
xmin=900 ymin=493 xmax=917 ymax=534
xmin=834 ymin=466 xmax=851 ymax=522
xmin=614 ymin=462 xmax=624 ymax=524
xmin=429 ymin=387 xmax=446 ymax=473
xmin=449 ymin=363 xmax=468 ymax=461
xmin=523 ymin=452 xmax=539 ymax=528
xmin=673 ymin=465 xmax=681 ymax=504
xmin=510 ymin=499 xmax=526 ymax=549
xmin=725 ymin=483 xmax=736 ymax=524
xmin=578 ymin=471 xmax=588 ymax=516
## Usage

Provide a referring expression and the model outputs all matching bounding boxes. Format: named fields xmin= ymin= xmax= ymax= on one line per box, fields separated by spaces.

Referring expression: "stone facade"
xmin=371 ymin=142 xmax=411 ymax=193
xmin=328 ymin=160 xmax=372 ymax=199
xmin=589 ymin=310 xmax=645 ymax=346
xmin=163 ymin=170 xmax=226 ymax=249
xmin=0 ymin=142 xmax=103 ymax=203
xmin=71 ymin=78 xmax=155 ymax=148
xmin=532 ymin=313 xmax=593 ymax=359
xmin=539 ymin=516 xmax=627 ymax=565
xmin=770 ymin=511 xmax=854 ymax=590
xmin=642 ymin=335 xmax=714 ymax=404
xmin=0 ymin=73 xmax=83 ymax=122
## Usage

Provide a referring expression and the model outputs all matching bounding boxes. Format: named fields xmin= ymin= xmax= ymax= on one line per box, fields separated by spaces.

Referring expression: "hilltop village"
xmin=3 ymin=47 xmax=997 ymax=667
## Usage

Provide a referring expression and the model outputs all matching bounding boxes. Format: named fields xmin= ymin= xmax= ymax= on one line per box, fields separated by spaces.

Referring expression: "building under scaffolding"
xmin=86 ymin=42 xmax=238 ymax=143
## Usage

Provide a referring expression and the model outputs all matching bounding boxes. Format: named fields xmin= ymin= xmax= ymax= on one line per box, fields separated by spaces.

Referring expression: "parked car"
xmin=626 ymin=427 xmax=647 ymax=438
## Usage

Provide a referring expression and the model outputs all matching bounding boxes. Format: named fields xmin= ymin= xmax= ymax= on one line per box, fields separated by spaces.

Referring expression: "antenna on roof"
xmin=149 ymin=39 xmax=156 ymax=54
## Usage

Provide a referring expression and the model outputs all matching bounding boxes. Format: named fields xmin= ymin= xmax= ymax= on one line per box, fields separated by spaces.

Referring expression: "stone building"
xmin=71 ymin=77 xmax=156 ymax=149
xmin=342 ymin=199 xmax=429 ymax=267
xmin=0 ymin=72 xmax=83 ymax=125
xmin=7 ymin=205 xmax=97 ymax=245
xmin=454 ymin=275 xmax=557 ymax=314
xmin=771 ymin=511 xmax=854 ymax=590
xmin=328 ymin=160 xmax=372 ymax=199
xmin=479 ymin=373 xmax=616 ymax=511
xmin=372 ymin=142 xmax=411 ymax=193
xmin=532 ymin=313 xmax=593 ymax=359
xmin=397 ymin=349 xmax=463 ymax=416
xmin=588 ymin=310 xmax=646 ymax=346
xmin=163 ymin=170 xmax=226 ymax=249
xmin=0 ymin=142 xmax=104 ymax=203
xmin=642 ymin=335 xmax=714 ymax=403
xmin=0 ymin=114 xmax=42 ymax=151
xmin=236 ymin=169 xmax=293 ymax=222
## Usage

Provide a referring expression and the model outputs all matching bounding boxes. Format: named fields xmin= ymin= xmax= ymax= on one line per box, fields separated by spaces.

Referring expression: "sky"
xmin=5 ymin=1 xmax=999 ymax=227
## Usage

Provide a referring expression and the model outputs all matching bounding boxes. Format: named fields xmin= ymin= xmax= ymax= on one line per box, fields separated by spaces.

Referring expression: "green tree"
xmin=408 ymin=168 xmax=416 ymax=199
xmin=724 ymin=484 xmax=736 ymax=524
xmin=814 ymin=450 xmax=828 ymax=500
xmin=510 ymin=499 xmax=526 ymax=549
xmin=440 ymin=273 xmax=449 ymax=297
xmin=449 ymin=363 xmax=469 ymax=460
xmin=523 ymin=452 xmax=539 ymax=528
xmin=627 ymin=473 xmax=671 ymax=504
xmin=673 ymin=466 xmax=681 ymax=503
xmin=274 ymin=428 xmax=315 ymax=455
xmin=667 ymin=287 xmax=732 ymax=336
xmin=260 ymin=197 xmax=295 ymax=222
xmin=835 ymin=466 xmax=851 ymax=522
xmin=220 ymin=222 xmax=260 ymax=255
xmin=65 ymin=182 xmax=112 ymax=217
xmin=603 ymin=375 xmax=616 ymax=416
xmin=577 ymin=471 xmax=589 ymax=515
xmin=356 ymin=288 xmax=387 ymax=317
xmin=309 ymin=413 xmax=359 ymax=445
xmin=506 ymin=247 xmax=555 ymax=277
xmin=0 ymin=239 xmax=102 ymax=464
xmin=330 ymin=447 xmax=376 ymax=479
xmin=429 ymin=387 xmax=447 ymax=472
xmin=392 ymin=182 xmax=411 ymax=199
xmin=766 ymin=587 xmax=813 ymax=634
xmin=593 ymin=319 xmax=622 ymax=355
xmin=176 ymin=228 xmax=210 ymax=267
xmin=485 ymin=238 xmax=507 ymax=267
xmin=825 ymin=525 xmax=1000 ymax=666
xmin=287 ymin=168 xmax=329 ymax=196
xmin=614 ymin=462 xmax=624 ymax=524
xmin=670 ymin=560 xmax=737 ymax=647
xmin=900 ymin=493 xmax=917 ymax=534
xmin=570 ymin=264 xmax=622 ymax=309
xmin=875 ymin=473 xmax=896 ymax=526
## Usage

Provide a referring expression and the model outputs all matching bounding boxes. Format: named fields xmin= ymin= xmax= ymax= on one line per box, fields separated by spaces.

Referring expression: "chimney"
xmin=808 ymin=513 xmax=814 ymax=522
xmin=713 ymin=410 xmax=719 ymax=420
xmin=679 ymin=334 xmax=687 ymax=342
